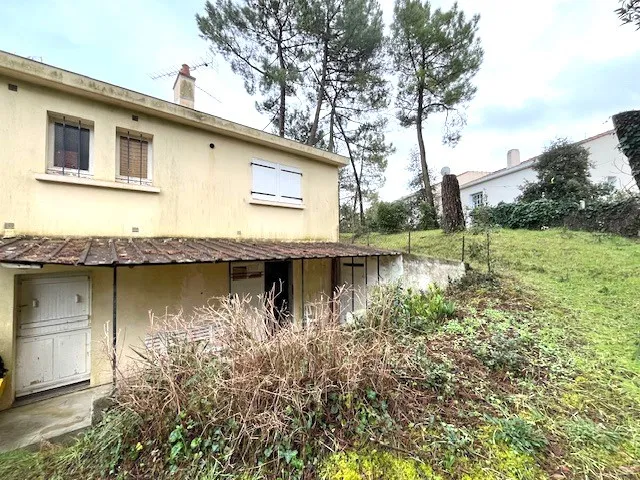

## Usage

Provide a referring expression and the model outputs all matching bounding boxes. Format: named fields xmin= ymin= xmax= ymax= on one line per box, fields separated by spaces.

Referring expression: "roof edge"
xmin=461 ymin=130 xmax=617 ymax=191
xmin=0 ymin=51 xmax=348 ymax=168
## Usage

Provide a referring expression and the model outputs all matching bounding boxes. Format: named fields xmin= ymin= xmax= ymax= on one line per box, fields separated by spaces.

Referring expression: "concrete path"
xmin=0 ymin=385 xmax=112 ymax=453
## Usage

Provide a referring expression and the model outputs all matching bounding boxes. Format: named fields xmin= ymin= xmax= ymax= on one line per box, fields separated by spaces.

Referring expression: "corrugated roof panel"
xmin=0 ymin=237 xmax=400 ymax=266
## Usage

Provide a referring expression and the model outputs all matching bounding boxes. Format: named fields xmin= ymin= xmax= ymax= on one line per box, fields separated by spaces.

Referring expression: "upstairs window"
xmin=116 ymin=130 xmax=153 ymax=185
xmin=251 ymin=159 xmax=302 ymax=205
xmin=471 ymin=191 xmax=486 ymax=208
xmin=48 ymin=114 xmax=93 ymax=176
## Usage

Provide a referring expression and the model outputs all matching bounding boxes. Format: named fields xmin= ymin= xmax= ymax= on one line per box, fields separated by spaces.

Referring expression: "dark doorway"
xmin=264 ymin=260 xmax=292 ymax=326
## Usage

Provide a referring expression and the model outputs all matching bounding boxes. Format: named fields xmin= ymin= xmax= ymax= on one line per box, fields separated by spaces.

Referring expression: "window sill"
xmin=35 ymin=173 xmax=161 ymax=193
xmin=249 ymin=199 xmax=304 ymax=210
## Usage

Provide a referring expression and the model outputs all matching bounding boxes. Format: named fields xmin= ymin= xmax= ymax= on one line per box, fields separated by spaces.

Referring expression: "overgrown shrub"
xmin=471 ymin=195 xmax=640 ymax=237
xmin=365 ymin=283 xmax=456 ymax=333
xmin=375 ymin=200 xmax=410 ymax=233
xmin=564 ymin=194 xmax=640 ymax=237
xmin=54 ymin=291 xmax=467 ymax=479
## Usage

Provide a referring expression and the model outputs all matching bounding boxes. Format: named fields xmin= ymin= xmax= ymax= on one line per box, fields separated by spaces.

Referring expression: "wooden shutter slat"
xmin=119 ymin=136 xmax=149 ymax=179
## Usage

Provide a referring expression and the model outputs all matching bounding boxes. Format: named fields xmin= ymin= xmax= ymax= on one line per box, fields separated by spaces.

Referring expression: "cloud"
xmin=476 ymin=53 xmax=640 ymax=132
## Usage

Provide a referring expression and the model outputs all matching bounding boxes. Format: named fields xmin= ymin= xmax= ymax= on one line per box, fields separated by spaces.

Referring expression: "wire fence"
xmin=340 ymin=226 xmax=495 ymax=274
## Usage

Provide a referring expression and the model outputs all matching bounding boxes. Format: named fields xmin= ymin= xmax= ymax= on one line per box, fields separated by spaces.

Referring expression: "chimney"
xmin=173 ymin=64 xmax=195 ymax=109
xmin=507 ymin=148 xmax=521 ymax=168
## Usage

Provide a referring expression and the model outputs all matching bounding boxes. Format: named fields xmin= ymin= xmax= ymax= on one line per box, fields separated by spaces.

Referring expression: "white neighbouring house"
xmin=457 ymin=130 xmax=635 ymax=212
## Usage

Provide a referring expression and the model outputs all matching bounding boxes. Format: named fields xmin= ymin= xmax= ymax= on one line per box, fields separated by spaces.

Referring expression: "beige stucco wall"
xmin=0 ymin=73 xmax=340 ymax=240
xmin=0 ymin=259 xmax=336 ymax=410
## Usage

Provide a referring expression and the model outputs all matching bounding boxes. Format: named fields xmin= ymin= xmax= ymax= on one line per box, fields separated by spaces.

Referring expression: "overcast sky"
xmin=1 ymin=0 xmax=639 ymax=200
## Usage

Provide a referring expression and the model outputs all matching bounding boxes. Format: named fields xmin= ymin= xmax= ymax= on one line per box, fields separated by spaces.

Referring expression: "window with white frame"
xmin=251 ymin=159 xmax=302 ymax=205
xmin=116 ymin=129 xmax=153 ymax=185
xmin=47 ymin=113 xmax=94 ymax=176
xmin=471 ymin=191 xmax=486 ymax=208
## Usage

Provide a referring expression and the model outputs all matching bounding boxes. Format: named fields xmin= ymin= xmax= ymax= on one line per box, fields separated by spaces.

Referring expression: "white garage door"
xmin=16 ymin=275 xmax=91 ymax=397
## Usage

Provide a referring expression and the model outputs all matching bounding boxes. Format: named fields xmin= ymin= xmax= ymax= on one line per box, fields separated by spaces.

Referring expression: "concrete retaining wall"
xmin=401 ymin=254 xmax=466 ymax=290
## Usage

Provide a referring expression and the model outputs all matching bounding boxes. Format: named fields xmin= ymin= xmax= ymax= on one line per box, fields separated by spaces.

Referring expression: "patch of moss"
xmin=461 ymin=445 xmax=546 ymax=480
xmin=320 ymin=449 xmax=441 ymax=480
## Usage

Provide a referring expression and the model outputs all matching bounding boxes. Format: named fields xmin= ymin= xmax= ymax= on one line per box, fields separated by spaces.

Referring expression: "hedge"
xmin=471 ymin=196 xmax=640 ymax=237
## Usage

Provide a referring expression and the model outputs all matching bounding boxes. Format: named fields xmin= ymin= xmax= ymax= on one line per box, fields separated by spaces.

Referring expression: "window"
xmin=251 ymin=159 xmax=302 ymax=205
xmin=116 ymin=129 xmax=153 ymax=185
xmin=48 ymin=114 xmax=93 ymax=176
xmin=471 ymin=191 xmax=486 ymax=208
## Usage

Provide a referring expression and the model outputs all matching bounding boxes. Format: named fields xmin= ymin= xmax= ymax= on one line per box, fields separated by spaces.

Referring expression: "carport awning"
xmin=0 ymin=236 xmax=400 ymax=266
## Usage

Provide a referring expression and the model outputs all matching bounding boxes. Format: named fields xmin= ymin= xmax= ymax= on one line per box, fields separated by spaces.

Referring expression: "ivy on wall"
xmin=612 ymin=110 xmax=640 ymax=190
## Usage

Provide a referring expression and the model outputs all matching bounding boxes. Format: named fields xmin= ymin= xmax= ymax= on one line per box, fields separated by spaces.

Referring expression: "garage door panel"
xmin=19 ymin=276 xmax=90 ymax=326
xmin=16 ymin=337 xmax=55 ymax=393
xmin=55 ymin=331 xmax=90 ymax=380
xmin=16 ymin=275 xmax=91 ymax=397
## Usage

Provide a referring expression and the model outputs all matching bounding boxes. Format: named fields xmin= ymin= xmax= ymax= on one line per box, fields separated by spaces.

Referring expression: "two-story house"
xmin=0 ymin=52 xmax=402 ymax=411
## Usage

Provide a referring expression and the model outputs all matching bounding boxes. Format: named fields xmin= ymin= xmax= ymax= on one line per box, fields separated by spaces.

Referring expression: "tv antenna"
xmin=149 ymin=55 xmax=221 ymax=103
xmin=148 ymin=55 xmax=215 ymax=80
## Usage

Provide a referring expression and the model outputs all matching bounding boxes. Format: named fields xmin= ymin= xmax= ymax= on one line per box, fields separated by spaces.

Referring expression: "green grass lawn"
xmin=353 ymin=228 xmax=640 ymax=380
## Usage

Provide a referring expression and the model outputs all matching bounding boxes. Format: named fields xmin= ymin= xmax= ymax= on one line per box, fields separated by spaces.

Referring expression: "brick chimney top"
xmin=173 ymin=63 xmax=196 ymax=109
xmin=179 ymin=64 xmax=193 ymax=78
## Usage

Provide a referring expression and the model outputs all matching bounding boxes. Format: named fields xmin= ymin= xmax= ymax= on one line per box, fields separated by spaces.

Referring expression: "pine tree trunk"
xmin=612 ymin=110 xmax=640 ymax=191
xmin=441 ymin=174 xmax=466 ymax=233
xmin=308 ymin=34 xmax=329 ymax=145
xmin=277 ymin=39 xmax=286 ymax=137
xmin=416 ymin=88 xmax=436 ymax=225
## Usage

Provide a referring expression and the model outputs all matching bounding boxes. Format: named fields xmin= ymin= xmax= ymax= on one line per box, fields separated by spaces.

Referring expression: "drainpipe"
xmin=301 ymin=258 xmax=305 ymax=325
xmin=112 ymin=266 xmax=117 ymax=386
xmin=351 ymin=256 xmax=355 ymax=312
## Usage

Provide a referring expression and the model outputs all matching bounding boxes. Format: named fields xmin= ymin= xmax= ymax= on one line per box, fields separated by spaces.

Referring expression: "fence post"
xmin=408 ymin=230 xmax=411 ymax=254
xmin=486 ymin=231 xmax=491 ymax=274
xmin=461 ymin=235 xmax=465 ymax=263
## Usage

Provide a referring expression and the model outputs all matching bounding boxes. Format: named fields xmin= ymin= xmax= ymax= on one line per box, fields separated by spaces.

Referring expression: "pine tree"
xmin=197 ymin=0 xmax=308 ymax=137
xmin=616 ymin=0 xmax=640 ymax=29
xmin=390 ymin=0 xmax=483 ymax=226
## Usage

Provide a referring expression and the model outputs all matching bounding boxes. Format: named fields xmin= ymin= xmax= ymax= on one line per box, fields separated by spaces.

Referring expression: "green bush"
xmin=375 ymin=201 xmax=410 ymax=233
xmin=470 ymin=195 xmax=640 ymax=237
xmin=365 ymin=284 xmax=456 ymax=334
xmin=564 ymin=195 xmax=640 ymax=237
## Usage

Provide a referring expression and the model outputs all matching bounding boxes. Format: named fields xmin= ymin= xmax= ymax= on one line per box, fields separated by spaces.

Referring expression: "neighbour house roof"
xmin=0 ymin=237 xmax=400 ymax=266
xmin=460 ymin=130 xmax=617 ymax=191
xmin=0 ymin=51 xmax=348 ymax=167
xmin=399 ymin=171 xmax=491 ymax=203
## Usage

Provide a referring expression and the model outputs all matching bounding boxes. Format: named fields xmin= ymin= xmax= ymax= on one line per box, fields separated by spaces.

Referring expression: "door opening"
xmin=264 ymin=261 xmax=292 ymax=327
